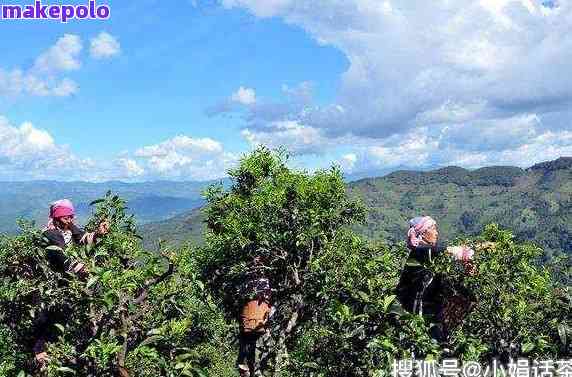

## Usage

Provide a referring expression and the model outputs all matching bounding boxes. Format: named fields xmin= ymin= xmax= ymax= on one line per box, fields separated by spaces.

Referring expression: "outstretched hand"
xmin=96 ymin=220 xmax=110 ymax=236
xmin=35 ymin=351 xmax=49 ymax=367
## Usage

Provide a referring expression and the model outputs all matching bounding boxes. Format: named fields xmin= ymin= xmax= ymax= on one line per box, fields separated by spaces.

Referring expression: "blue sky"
xmin=0 ymin=0 xmax=571 ymax=181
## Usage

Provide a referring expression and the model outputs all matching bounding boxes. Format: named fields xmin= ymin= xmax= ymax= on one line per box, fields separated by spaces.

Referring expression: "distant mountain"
xmin=141 ymin=157 xmax=572 ymax=259
xmin=0 ymin=180 xmax=225 ymax=233
xmin=141 ymin=207 xmax=206 ymax=250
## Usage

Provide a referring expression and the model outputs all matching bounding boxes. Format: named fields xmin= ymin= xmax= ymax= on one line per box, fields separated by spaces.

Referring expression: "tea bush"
xmin=0 ymin=193 xmax=234 ymax=377
xmin=0 ymin=147 xmax=570 ymax=377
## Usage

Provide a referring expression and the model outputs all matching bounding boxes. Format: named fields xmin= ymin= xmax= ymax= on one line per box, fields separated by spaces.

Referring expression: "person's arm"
xmin=42 ymin=230 xmax=69 ymax=273
xmin=71 ymin=221 xmax=109 ymax=246
xmin=409 ymin=241 xmax=447 ymax=263
xmin=42 ymin=229 xmax=66 ymax=248
xmin=70 ymin=224 xmax=95 ymax=246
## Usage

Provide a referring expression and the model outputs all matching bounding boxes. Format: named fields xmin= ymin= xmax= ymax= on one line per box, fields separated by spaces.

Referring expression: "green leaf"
xmin=146 ymin=328 xmax=162 ymax=336
xmin=383 ymin=295 xmax=396 ymax=312
xmin=86 ymin=276 xmax=99 ymax=289
xmin=55 ymin=323 xmax=65 ymax=334
xmin=140 ymin=335 xmax=163 ymax=347
xmin=45 ymin=245 xmax=64 ymax=253
xmin=521 ymin=342 xmax=535 ymax=353
xmin=192 ymin=368 xmax=208 ymax=377
xmin=177 ymin=353 xmax=194 ymax=361
xmin=357 ymin=291 xmax=369 ymax=302
xmin=89 ymin=199 xmax=105 ymax=206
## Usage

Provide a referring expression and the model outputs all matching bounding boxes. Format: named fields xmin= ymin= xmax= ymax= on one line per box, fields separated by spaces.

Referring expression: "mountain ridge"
xmin=141 ymin=157 xmax=572 ymax=258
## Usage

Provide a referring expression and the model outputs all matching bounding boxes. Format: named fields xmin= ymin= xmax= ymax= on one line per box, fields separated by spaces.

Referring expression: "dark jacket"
xmin=396 ymin=242 xmax=447 ymax=317
xmin=42 ymin=224 xmax=89 ymax=273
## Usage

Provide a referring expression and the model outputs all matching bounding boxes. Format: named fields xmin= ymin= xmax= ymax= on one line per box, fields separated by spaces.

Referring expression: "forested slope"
xmin=143 ymin=158 xmax=572 ymax=259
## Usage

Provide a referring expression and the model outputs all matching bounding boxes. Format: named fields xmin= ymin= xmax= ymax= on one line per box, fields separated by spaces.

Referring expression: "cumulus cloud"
xmin=206 ymin=86 xmax=258 ymax=116
xmin=0 ymin=68 xmax=78 ymax=97
xmin=33 ymin=34 xmax=83 ymax=73
xmin=116 ymin=158 xmax=145 ymax=178
xmin=338 ymin=153 xmax=357 ymax=171
xmin=341 ymin=120 xmax=572 ymax=175
xmin=440 ymin=114 xmax=540 ymax=152
xmin=231 ymin=86 xmax=256 ymax=105
xmin=0 ymin=116 xmax=236 ymax=181
xmin=0 ymin=116 xmax=93 ymax=180
xmin=242 ymin=120 xmax=340 ymax=155
xmin=133 ymin=135 xmax=237 ymax=180
xmin=1 ymin=32 xmax=119 ymax=99
xmin=222 ymin=0 xmax=572 ymax=174
xmin=0 ymin=35 xmax=84 ymax=98
xmin=90 ymin=32 xmax=121 ymax=59
xmin=208 ymin=81 xmax=315 ymax=124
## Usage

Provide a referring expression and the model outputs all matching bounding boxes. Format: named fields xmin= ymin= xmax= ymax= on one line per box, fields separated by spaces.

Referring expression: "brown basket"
xmin=241 ymin=300 xmax=271 ymax=333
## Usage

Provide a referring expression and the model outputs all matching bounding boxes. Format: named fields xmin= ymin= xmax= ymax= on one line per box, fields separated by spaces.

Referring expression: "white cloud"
xmin=90 ymin=32 xmax=121 ymax=59
xmin=223 ymin=0 xmax=572 ymax=173
xmin=242 ymin=121 xmax=333 ymax=155
xmin=0 ymin=116 xmax=93 ymax=180
xmin=231 ymin=86 xmax=257 ymax=105
xmin=116 ymin=158 xmax=145 ymax=177
xmin=225 ymin=2 xmax=570 ymax=130
xmin=133 ymin=135 xmax=237 ymax=180
xmin=0 ymin=117 xmax=236 ymax=182
xmin=0 ymin=68 xmax=79 ymax=98
xmin=51 ymin=78 xmax=79 ymax=97
xmin=440 ymin=114 xmax=540 ymax=152
xmin=339 ymin=153 xmax=357 ymax=171
xmin=1 ymin=32 xmax=118 ymax=99
xmin=33 ymin=34 xmax=83 ymax=73
xmin=340 ymin=118 xmax=572 ymax=174
xmin=0 ymin=35 xmax=85 ymax=98
xmin=135 ymin=136 xmax=223 ymax=158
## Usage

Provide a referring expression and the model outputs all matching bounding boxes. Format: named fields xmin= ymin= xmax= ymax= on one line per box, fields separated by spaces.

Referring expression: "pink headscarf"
xmin=45 ymin=199 xmax=75 ymax=230
xmin=407 ymin=216 xmax=437 ymax=249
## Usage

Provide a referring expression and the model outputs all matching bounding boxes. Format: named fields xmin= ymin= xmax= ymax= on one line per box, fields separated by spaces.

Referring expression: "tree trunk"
xmin=269 ymin=294 xmax=304 ymax=377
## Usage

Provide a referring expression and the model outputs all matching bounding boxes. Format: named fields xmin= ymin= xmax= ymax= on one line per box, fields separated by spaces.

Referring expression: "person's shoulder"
xmin=42 ymin=229 xmax=65 ymax=248
xmin=431 ymin=241 xmax=447 ymax=253
xmin=70 ymin=223 xmax=85 ymax=235
xmin=42 ymin=228 xmax=62 ymax=239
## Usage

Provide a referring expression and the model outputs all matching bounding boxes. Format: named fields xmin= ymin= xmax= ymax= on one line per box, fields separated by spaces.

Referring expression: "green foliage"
xmin=202 ymin=147 xmax=381 ymax=375
xmin=432 ymin=224 xmax=572 ymax=361
xmin=200 ymin=148 xmax=571 ymax=376
xmin=1 ymin=149 xmax=570 ymax=377
xmin=0 ymin=192 xmax=234 ymax=377
xmin=147 ymin=158 xmax=572 ymax=269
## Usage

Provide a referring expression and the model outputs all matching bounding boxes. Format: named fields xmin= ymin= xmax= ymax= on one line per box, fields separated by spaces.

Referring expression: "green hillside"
xmin=142 ymin=157 xmax=572 ymax=259
xmin=0 ymin=180 xmax=217 ymax=233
